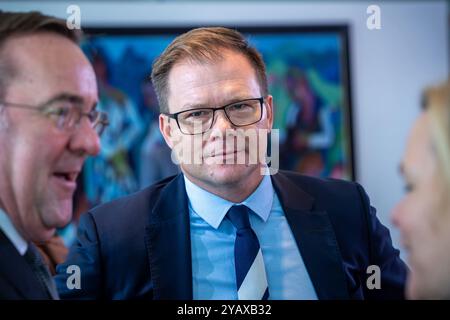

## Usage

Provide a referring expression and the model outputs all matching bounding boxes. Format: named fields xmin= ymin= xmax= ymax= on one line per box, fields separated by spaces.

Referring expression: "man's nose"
xmin=69 ymin=117 xmax=101 ymax=157
xmin=212 ymin=109 xmax=234 ymax=132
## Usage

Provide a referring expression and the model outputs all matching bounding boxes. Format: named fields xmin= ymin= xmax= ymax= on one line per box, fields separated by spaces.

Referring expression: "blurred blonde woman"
xmin=392 ymin=79 xmax=450 ymax=299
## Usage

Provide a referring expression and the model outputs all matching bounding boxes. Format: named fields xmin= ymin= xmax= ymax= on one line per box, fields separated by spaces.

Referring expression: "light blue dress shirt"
xmin=184 ymin=174 xmax=318 ymax=300
xmin=0 ymin=207 xmax=28 ymax=255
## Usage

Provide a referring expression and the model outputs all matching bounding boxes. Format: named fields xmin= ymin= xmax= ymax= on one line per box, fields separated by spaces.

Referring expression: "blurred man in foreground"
xmin=0 ymin=11 xmax=107 ymax=299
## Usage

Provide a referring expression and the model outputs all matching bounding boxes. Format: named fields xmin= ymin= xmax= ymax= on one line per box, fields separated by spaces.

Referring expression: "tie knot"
xmin=227 ymin=205 xmax=251 ymax=230
xmin=24 ymin=243 xmax=43 ymax=266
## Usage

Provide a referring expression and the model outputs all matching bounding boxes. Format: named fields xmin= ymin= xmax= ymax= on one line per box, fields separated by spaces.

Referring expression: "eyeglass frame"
xmin=0 ymin=95 xmax=109 ymax=136
xmin=162 ymin=97 xmax=266 ymax=135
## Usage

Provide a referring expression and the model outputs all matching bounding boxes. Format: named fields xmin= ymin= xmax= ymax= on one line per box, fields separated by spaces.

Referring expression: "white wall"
xmin=1 ymin=0 xmax=448 ymax=254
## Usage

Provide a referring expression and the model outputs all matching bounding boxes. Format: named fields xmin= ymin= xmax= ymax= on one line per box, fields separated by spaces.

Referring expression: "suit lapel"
xmin=0 ymin=230 xmax=48 ymax=299
xmin=272 ymin=172 xmax=350 ymax=300
xmin=145 ymin=174 xmax=193 ymax=300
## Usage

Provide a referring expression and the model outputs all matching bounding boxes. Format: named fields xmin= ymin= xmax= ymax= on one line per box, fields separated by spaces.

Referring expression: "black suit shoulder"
xmin=87 ymin=175 xmax=177 ymax=230
xmin=279 ymin=170 xmax=362 ymax=201
xmin=0 ymin=230 xmax=49 ymax=299
xmin=277 ymin=170 xmax=368 ymax=219
xmin=277 ymin=170 xmax=373 ymax=259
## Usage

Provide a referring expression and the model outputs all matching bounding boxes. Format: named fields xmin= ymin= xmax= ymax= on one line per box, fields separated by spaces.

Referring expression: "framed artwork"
xmin=77 ymin=25 xmax=354 ymax=208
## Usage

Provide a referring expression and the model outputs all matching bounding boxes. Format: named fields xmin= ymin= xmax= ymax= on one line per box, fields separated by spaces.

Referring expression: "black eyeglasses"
xmin=163 ymin=97 xmax=265 ymax=135
xmin=0 ymin=95 xmax=109 ymax=136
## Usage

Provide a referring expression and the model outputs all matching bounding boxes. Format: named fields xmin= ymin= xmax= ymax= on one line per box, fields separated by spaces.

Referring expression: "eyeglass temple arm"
xmin=162 ymin=112 xmax=178 ymax=119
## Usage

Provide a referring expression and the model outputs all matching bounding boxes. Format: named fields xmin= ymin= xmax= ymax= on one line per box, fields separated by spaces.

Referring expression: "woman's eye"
xmin=404 ymin=183 xmax=414 ymax=193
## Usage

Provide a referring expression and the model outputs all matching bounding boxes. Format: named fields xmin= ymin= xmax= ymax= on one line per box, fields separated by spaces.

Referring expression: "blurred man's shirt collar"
xmin=0 ymin=207 xmax=28 ymax=255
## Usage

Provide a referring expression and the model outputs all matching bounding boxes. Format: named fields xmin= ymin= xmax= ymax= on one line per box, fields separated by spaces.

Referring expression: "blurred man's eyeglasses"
xmin=163 ymin=97 xmax=265 ymax=135
xmin=0 ymin=95 xmax=109 ymax=136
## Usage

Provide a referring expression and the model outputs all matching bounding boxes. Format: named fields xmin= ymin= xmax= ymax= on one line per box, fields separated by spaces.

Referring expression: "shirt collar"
xmin=0 ymin=207 xmax=28 ymax=255
xmin=183 ymin=172 xmax=274 ymax=229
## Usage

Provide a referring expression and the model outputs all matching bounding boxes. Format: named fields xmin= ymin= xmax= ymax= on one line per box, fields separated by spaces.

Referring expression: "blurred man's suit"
xmin=55 ymin=170 xmax=407 ymax=299
xmin=0 ymin=230 xmax=49 ymax=299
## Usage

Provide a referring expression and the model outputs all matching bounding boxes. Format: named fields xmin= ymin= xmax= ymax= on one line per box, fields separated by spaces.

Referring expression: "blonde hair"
xmin=151 ymin=27 xmax=268 ymax=113
xmin=423 ymin=79 xmax=450 ymax=202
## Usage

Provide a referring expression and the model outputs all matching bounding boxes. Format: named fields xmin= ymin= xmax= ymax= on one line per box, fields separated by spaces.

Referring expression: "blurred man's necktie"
xmin=24 ymin=243 xmax=60 ymax=300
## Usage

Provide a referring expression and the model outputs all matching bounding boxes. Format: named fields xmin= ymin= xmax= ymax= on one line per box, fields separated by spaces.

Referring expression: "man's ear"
xmin=159 ymin=114 xmax=175 ymax=149
xmin=264 ymin=95 xmax=274 ymax=131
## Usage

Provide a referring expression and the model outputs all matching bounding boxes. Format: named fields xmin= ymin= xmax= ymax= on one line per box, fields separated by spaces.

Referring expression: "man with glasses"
xmin=0 ymin=11 xmax=107 ymax=299
xmin=56 ymin=27 xmax=406 ymax=300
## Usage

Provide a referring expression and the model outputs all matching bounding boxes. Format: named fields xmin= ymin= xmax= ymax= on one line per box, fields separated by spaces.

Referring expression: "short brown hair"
xmin=0 ymin=10 xmax=82 ymax=99
xmin=151 ymin=27 xmax=268 ymax=113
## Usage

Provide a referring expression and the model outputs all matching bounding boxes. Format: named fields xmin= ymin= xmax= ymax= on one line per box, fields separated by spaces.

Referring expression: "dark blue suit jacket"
xmin=55 ymin=170 xmax=407 ymax=299
xmin=0 ymin=230 xmax=50 ymax=299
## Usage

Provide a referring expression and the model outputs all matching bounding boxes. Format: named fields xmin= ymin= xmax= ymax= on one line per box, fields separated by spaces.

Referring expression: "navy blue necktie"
xmin=227 ymin=205 xmax=269 ymax=300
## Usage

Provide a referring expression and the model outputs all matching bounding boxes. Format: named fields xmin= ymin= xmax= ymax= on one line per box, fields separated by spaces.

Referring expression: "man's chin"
xmin=27 ymin=225 xmax=56 ymax=243
xmin=207 ymin=163 xmax=259 ymax=183
xmin=44 ymin=200 xmax=73 ymax=229
xmin=181 ymin=163 xmax=261 ymax=187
